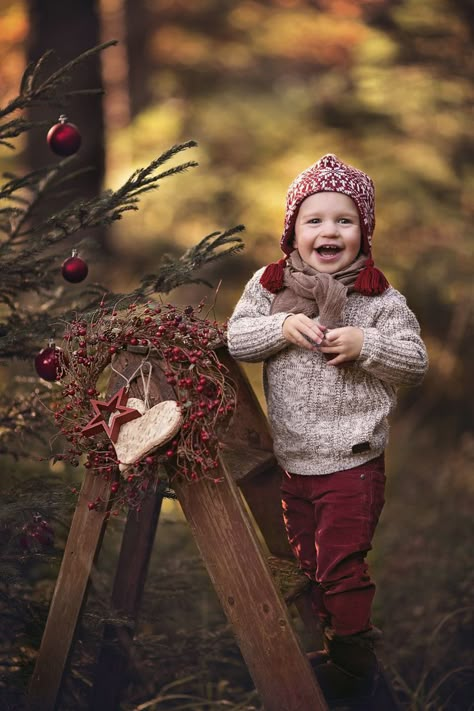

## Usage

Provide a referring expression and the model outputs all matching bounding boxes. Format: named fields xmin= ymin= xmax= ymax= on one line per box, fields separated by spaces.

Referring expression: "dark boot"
xmin=307 ymin=648 xmax=330 ymax=669
xmin=314 ymin=628 xmax=379 ymax=703
xmin=306 ymin=616 xmax=331 ymax=669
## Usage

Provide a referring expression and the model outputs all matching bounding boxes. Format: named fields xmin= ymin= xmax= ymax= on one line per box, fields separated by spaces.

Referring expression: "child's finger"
xmin=319 ymin=344 xmax=341 ymax=353
xmin=323 ymin=329 xmax=341 ymax=343
xmin=325 ymin=353 xmax=347 ymax=366
xmin=297 ymin=325 xmax=324 ymax=346
xmin=285 ymin=323 xmax=318 ymax=349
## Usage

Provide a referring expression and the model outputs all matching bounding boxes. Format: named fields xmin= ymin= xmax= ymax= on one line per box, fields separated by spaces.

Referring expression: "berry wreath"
xmin=47 ymin=296 xmax=236 ymax=514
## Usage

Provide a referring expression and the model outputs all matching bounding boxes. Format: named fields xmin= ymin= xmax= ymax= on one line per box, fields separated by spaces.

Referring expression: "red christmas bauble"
xmin=35 ymin=345 xmax=67 ymax=382
xmin=47 ymin=115 xmax=82 ymax=156
xmin=19 ymin=515 xmax=55 ymax=551
xmin=62 ymin=252 xmax=88 ymax=283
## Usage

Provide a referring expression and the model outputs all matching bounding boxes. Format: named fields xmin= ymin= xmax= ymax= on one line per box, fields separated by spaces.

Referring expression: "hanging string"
xmin=109 ymin=357 xmax=153 ymax=409
xmin=140 ymin=361 xmax=152 ymax=410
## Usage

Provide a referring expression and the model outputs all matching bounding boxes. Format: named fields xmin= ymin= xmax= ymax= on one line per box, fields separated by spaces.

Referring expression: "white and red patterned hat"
xmin=281 ymin=153 xmax=374 ymax=255
xmin=260 ymin=153 xmax=389 ymax=296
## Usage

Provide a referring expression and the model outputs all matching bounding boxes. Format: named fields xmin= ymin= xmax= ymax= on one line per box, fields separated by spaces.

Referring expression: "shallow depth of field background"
xmin=0 ymin=1 xmax=473 ymax=709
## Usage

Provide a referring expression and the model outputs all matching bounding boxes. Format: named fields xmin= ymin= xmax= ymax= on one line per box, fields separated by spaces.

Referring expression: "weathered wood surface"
xmin=217 ymin=346 xmax=274 ymax=452
xmin=27 ymin=470 xmax=112 ymax=711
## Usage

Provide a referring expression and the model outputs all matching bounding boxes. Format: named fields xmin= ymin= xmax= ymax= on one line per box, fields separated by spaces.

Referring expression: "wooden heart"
xmin=114 ymin=399 xmax=183 ymax=471
xmin=124 ymin=397 xmax=147 ymax=415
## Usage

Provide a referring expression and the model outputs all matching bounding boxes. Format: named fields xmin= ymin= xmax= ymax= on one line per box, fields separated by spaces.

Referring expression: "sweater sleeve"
xmin=357 ymin=289 xmax=428 ymax=387
xmin=227 ymin=268 xmax=290 ymax=362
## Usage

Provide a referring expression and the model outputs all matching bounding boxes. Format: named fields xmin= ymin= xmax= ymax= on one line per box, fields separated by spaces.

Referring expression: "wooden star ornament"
xmin=81 ymin=386 xmax=143 ymax=443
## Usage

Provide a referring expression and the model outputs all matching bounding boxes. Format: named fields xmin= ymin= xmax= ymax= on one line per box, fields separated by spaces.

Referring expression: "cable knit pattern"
xmin=227 ymin=268 xmax=428 ymax=476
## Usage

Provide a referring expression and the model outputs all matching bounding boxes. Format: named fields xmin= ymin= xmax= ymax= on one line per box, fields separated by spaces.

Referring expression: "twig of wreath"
xmin=48 ymin=297 xmax=236 ymax=513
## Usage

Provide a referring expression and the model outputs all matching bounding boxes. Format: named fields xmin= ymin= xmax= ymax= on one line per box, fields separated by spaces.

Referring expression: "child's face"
xmin=293 ymin=192 xmax=362 ymax=273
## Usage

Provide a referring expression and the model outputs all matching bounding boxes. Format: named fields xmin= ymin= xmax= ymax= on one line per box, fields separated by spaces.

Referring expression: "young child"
xmin=227 ymin=154 xmax=428 ymax=703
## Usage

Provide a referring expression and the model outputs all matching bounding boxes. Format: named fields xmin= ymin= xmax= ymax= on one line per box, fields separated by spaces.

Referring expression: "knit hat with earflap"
xmin=260 ymin=154 xmax=389 ymax=296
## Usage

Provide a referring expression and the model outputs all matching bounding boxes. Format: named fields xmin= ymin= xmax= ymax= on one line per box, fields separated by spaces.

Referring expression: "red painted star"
xmin=81 ymin=386 xmax=142 ymax=443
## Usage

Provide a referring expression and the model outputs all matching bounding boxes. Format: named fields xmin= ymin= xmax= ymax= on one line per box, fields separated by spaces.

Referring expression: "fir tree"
xmin=0 ymin=40 xmax=244 ymax=458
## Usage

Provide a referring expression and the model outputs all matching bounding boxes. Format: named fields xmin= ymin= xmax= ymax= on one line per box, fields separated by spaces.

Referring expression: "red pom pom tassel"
xmin=260 ymin=258 xmax=287 ymax=293
xmin=354 ymin=257 xmax=390 ymax=296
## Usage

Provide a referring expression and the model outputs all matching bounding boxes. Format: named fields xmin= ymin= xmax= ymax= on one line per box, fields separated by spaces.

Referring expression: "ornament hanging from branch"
xmin=19 ymin=513 xmax=54 ymax=552
xmin=47 ymin=114 xmax=82 ymax=156
xmin=62 ymin=250 xmax=88 ymax=283
xmin=35 ymin=340 xmax=67 ymax=382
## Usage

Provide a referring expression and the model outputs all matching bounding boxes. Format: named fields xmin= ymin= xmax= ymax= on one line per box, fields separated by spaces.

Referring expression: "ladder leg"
xmin=27 ymin=471 xmax=112 ymax=711
xmin=89 ymin=488 xmax=163 ymax=710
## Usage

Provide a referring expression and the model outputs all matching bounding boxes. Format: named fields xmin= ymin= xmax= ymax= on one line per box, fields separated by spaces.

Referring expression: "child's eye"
xmin=339 ymin=218 xmax=353 ymax=224
xmin=308 ymin=218 xmax=321 ymax=224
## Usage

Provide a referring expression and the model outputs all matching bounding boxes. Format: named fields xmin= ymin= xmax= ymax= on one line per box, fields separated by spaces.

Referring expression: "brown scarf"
xmin=270 ymin=251 xmax=368 ymax=328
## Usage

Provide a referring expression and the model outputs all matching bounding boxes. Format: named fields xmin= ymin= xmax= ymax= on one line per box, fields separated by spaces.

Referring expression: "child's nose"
xmin=319 ymin=220 xmax=339 ymax=236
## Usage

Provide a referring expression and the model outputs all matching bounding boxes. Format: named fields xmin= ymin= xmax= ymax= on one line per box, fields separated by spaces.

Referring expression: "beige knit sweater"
xmin=227 ymin=267 xmax=428 ymax=476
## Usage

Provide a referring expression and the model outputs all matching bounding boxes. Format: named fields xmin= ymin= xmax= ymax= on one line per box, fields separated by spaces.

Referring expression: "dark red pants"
xmin=280 ymin=454 xmax=385 ymax=637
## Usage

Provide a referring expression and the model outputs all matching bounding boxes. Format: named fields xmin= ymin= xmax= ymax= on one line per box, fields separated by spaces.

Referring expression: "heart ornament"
xmin=113 ymin=398 xmax=183 ymax=472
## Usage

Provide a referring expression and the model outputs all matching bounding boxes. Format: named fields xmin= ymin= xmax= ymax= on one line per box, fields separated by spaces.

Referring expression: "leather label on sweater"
xmin=352 ymin=441 xmax=371 ymax=454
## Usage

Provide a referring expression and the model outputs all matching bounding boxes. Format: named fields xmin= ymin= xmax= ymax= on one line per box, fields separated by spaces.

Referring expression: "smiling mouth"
xmin=316 ymin=245 xmax=343 ymax=257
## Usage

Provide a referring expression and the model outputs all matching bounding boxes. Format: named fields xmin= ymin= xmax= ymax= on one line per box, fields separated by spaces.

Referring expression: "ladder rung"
xmin=220 ymin=444 xmax=277 ymax=483
xmin=267 ymin=555 xmax=311 ymax=604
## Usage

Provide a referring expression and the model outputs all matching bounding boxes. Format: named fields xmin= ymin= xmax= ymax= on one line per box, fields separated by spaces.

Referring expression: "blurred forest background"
xmin=0 ymin=0 xmax=473 ymax=709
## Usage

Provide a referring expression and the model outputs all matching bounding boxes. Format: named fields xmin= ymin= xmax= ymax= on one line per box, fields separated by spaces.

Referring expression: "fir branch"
xmin=0 ymin=162 xmax=68 ymax=244
xmin=33 ymin=41 xmax=116 ymax=97
xmin=0 ymin=117 xmax=49 ymax=145
xmin=131 ymin=225 xmax=245 ymax=297
xmin=5 ymin=142 xmax=199 ymax=246
xmin=0 ymin=390 xmax=52 ymax=458
xmin=0 ymin=41 xmax=117 ymax=127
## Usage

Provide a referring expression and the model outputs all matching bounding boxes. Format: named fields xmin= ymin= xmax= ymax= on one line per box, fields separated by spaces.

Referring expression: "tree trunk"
xmin=25 ymin=0 xmax=109 ymax=252
xmin=124 ymin=0 xmax=153 ymax=118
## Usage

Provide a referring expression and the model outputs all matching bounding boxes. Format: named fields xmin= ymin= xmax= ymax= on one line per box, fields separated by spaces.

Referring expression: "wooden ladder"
xmin=27 ymin=348 xmax=401 ymax=711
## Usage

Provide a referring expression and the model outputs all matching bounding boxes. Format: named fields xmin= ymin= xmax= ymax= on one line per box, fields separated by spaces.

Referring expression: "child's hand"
xmin=319 ymin=326 xmax=364 ymax=365
xmin=282 ymin=314 xmax=327 ymax=350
